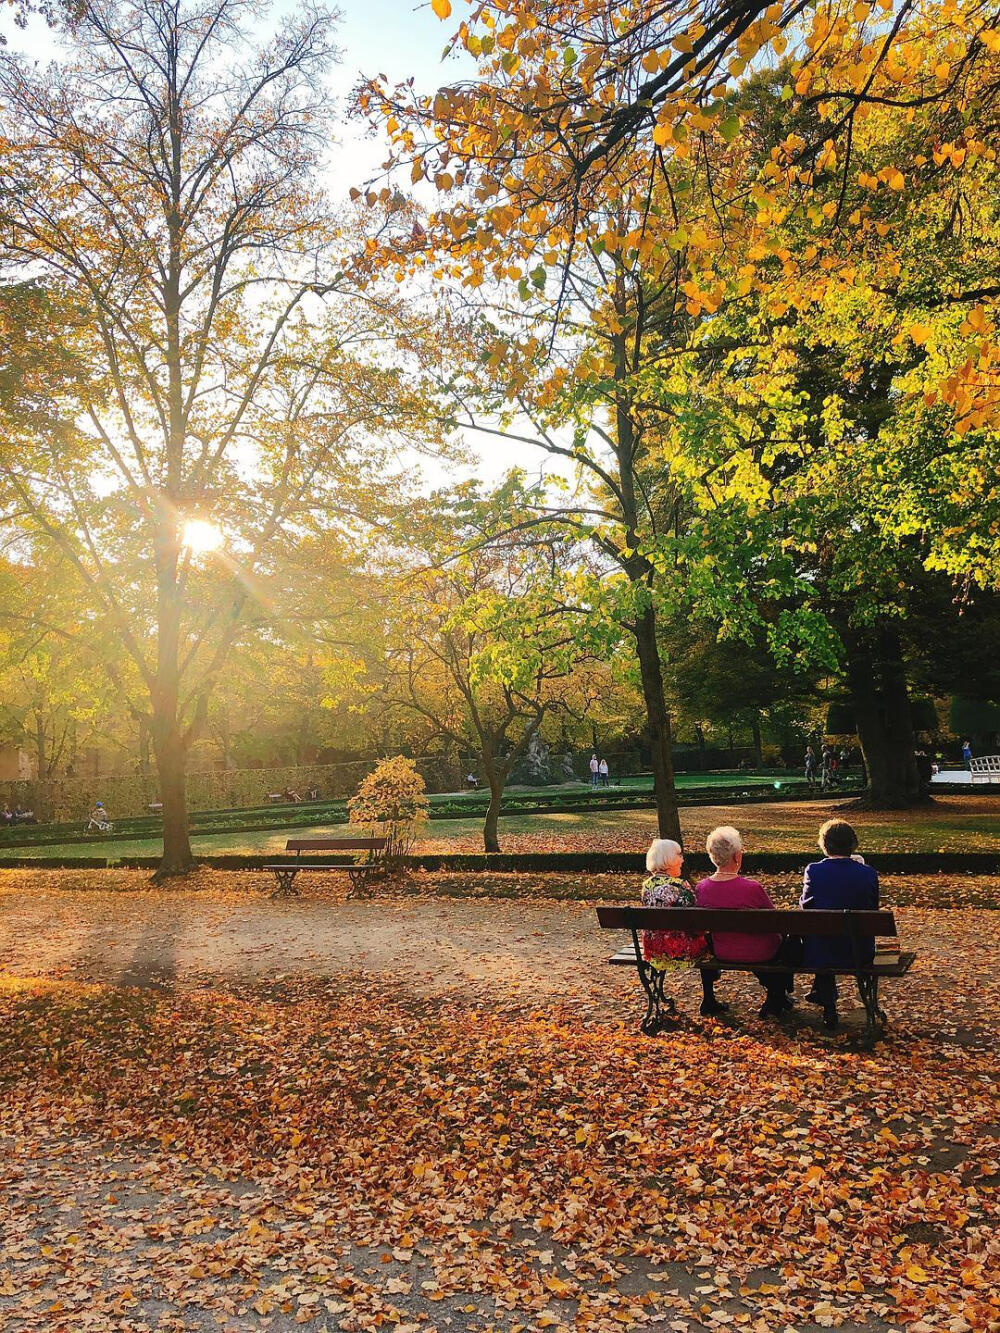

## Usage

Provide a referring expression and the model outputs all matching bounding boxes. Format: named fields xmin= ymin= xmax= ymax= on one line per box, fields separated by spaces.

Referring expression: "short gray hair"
xmin=706 ymin=825 xmax=743 ymax=868
xmin=646 ymin=838 xmax=682 ymax=873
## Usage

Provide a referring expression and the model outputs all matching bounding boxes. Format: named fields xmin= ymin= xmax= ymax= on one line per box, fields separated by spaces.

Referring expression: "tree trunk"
xmin=482 ymin=758 xmax=503 ymax=854
xmin=33 ymin=708 xmax=48 ymax=782
xmin=751 ymin=712 xmax=763 ymax=768
xmin=633 ymin=604 xmax=682 ymax=842
xmin=152 ymin=511 xmax=195 ymax=879
xmin=152 ymin=715 xmax=193 ymax=876
xmin=844 ymin=625 xmax=923 ymax=807
xmin=152 ymin=53 xmax=195 ymax=881
xmin=138 ymin=718 xmax=152 ymax=778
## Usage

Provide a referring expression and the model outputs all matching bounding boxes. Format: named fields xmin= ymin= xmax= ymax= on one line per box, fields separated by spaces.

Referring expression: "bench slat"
xmin=285 ymin=838 xmax=387 ymax=852
xmin=596 ymin=906 xmax=897 ymax=936
xmin=607 ymin=945 xmax=916 ymax=977
xmin=263 ymin=863 xmax=360 ymax=872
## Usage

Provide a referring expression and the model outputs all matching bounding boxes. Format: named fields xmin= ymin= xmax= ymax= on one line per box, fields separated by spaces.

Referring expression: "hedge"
xmin=3 ymin=849 xmax=997 ymax=875
xmin=0 ymin=778 xmax=855 ymax=852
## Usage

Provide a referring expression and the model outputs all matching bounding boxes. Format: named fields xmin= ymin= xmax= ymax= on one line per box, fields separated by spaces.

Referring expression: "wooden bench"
xmin=264 ymin=837 xmax=387 ymax=898
xmin=596 ymin=906 xmax=916 ymax=1040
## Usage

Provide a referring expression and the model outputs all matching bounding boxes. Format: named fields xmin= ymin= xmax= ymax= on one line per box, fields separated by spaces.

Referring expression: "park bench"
xmin=596 ymin=906 xmax=915 ymax=1040
xmin=264 ymin=836 xmax=387 ymax=898
xmin=970 ymin=755 xmax=1000 ymax=783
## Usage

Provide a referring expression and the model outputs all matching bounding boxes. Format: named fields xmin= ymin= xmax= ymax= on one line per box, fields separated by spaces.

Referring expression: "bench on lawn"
xmin=264 ymin=837 xmax=387 ymax=898
xmin=596 ymin=906 xmax=915 ymax=1040
xmin=970 ymin=755 xmax=1000 ymax=784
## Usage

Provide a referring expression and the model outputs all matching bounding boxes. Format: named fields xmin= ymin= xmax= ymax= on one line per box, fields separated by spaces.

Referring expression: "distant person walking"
xmin=590 ymin=754 xmax=600 ymax=787
xmin=962 ymin=739 xmax=973 ymax=767
xmin=599 ymin=757 xmax=610 ymax=787
xmin=804 ymin=745 xmax=817 ymax=786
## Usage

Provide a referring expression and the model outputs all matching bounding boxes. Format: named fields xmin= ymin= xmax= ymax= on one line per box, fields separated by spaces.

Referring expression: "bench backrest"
xmin=970 ymin=755 xmax=1000 ymax=781
xmin=596 ymin=906 xmax=897 ymax=937
xmin=285 ymin=837 xmax=387 ymax=853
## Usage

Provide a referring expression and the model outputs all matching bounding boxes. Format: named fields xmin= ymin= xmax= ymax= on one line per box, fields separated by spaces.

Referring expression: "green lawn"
xmin=9 ymin=793 xmax=999 ymax=858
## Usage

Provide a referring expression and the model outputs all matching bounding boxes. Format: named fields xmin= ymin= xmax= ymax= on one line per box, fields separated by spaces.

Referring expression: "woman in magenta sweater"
xmin=695 ymin=825 xmax=799 ymax=1018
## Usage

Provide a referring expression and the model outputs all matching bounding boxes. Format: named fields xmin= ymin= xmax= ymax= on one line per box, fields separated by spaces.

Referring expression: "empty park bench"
xmin=597 ymin=906 xmax=916 ymax=1040
xmin=264 ymin=837 xmax=387 ymax=898
xmin=970 ymin=755 xmax=1000 ymax=783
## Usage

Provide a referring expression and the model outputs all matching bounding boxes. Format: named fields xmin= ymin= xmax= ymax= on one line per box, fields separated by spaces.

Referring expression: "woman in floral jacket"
xmin=641 ymin=839 xmax=727 ymax=1017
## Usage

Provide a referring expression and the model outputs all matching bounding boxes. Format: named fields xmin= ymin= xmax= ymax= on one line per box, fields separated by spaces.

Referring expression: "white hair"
xmin=646 ymin=838 xmax=683 ymax=874
xmin=706 ymin=825 xmax=743 ymax=869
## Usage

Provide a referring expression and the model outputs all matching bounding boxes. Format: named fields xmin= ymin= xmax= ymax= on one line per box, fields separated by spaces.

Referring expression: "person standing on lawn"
xmin=804 ymin=745 xmax=817 ymax=786
xmin=590 ymin=753 xmax=600 ymax=787
xmin=801 ymin=819 xmax=879 ymax=1031
xmin=599 ymin=757 xmax=610 ymax=787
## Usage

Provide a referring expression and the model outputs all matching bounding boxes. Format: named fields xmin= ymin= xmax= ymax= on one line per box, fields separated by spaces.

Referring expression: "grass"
xmin=8 ymin=793 xmax=999 ymax=859
xmin=0 ymin=770 xmax=814 ymax=852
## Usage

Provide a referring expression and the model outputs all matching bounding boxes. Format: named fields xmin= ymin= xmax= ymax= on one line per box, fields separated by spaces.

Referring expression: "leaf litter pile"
xmin=0 ymin=872 xmax=997 ymax=1333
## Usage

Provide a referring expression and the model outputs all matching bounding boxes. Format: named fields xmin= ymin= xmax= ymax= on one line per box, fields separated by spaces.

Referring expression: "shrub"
xmin=348 ymin=756 xmax=429 ymax=865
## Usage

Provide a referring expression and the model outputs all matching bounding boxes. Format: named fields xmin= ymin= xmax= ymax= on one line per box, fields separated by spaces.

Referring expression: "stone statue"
xmin=517 ymin=731 xmax=551 ymax=786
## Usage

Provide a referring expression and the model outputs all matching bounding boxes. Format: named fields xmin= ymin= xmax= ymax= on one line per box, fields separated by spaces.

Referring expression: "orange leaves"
xmin=431 ymin=0 xmax=452 ymax=18
xmin=0 ymin=863 xmax=999 ymax=1330
xmin=542 ymin=1272 xmax=575 ymax=1298
xmin=960 ymin=305 xmax=993 ymax=338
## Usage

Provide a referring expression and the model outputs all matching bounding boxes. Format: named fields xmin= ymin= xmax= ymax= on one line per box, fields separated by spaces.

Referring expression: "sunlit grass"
xmin=8 ymin=796 xmax=999 ymax=858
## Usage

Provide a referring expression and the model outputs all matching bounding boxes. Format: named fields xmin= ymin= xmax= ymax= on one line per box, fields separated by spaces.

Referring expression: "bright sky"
xmin=1 ymin=0 xmax=470 ymax=197
xmin=0 ymin=0 xmax=559 ymax=491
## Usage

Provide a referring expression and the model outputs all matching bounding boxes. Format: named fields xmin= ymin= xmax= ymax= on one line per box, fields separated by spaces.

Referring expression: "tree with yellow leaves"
xmin=0 ymin=0 xmax=438 ymax=877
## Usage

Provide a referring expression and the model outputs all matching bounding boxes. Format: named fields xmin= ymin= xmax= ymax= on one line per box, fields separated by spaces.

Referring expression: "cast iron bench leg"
xmin=347 ymin=865 xmax=374 ymax=898
xmin=631 ymin=928 xmax=677 ymax=1035
xmin=271 ymin=868 xmax=300 ymax=898
xmin=856 ymin=973 xmax=886 ymax=1039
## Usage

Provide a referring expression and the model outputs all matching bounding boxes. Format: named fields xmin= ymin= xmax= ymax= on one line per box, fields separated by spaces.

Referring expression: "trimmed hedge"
xmin=3 ymin=849 xmax=997 ymax=875
xmin=0 ymin=778 xmax=855 ymax=852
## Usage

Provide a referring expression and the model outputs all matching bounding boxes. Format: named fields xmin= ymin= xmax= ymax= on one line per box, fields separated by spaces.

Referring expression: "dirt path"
xmin=1 ymin=869 xmax=996 ymax=1043
xmin=0 ymin=874 xmax=599 ymax=998
xmin=1 ymin=870 xmax=997 ymax=1333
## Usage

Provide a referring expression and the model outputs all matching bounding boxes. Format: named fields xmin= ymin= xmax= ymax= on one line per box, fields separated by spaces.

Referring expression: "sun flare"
xmin=181 ymin=518 xmax=223 ymax=555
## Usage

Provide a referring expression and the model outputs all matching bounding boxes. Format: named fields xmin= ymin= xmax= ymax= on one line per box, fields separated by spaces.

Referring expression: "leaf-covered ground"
xmin=0 ymin=870 xmax=997 ymax=1333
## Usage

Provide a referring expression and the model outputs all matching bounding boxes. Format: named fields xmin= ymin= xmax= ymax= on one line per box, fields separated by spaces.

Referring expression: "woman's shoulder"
xmin=642 ymin=874 xmax=694 ymax=904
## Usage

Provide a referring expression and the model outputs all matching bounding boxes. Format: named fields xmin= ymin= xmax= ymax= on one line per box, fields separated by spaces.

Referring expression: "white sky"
xmin=0 ymin=0 xmax=563 ymax=492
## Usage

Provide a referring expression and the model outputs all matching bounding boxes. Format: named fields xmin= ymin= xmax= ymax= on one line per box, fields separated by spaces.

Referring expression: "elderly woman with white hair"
xmin=695 ymin=825 xmax=799 ymax=1019
xmin=640 ymin=838 xmax=724 ymax=1017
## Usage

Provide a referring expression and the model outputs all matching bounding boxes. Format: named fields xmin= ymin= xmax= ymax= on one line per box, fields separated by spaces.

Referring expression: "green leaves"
xmin=719 ymin=114 xmax=741 ymax=143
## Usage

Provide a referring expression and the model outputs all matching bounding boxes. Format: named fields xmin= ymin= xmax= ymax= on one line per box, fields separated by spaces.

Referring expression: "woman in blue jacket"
xmin=801 ymin=819 xmax=879 ymax=1031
